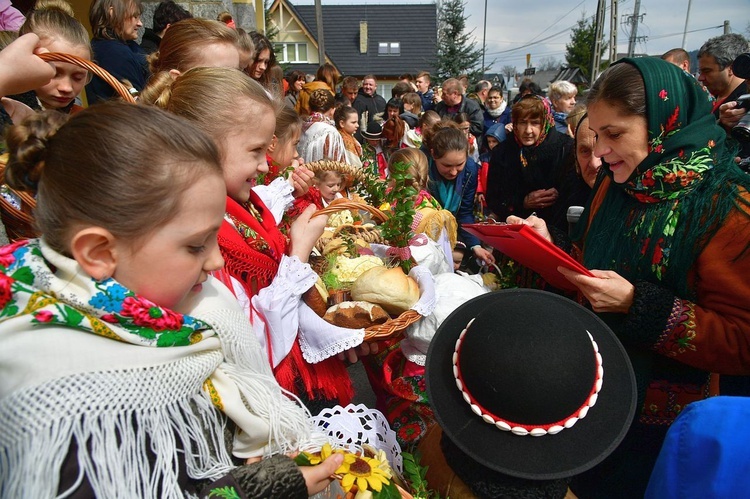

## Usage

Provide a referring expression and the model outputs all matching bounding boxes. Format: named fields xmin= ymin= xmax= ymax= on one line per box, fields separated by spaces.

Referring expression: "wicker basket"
xmin=0 ymin=53 xmax=136 ymax=242
xmin=312 ymin=200 xmax=424 ymax=342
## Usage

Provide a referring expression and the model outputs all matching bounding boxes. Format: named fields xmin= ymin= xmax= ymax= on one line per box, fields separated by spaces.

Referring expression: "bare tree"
xmin=501 ymin=65 xmax=517 ymax=85
xmin=538 ymin=56 xmax=562 ymax=71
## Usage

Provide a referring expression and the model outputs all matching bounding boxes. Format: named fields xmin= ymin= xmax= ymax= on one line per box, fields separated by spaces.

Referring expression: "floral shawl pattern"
xmin=0 ymin=240 xmax=210 ymax=347
xmin=579 ymin=57 xmax=742 ymax=296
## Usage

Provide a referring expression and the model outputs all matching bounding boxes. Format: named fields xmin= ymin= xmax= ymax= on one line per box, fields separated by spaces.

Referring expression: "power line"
xmin=647 ymin=24 xmax=723 ymax=41
xmin=484 ymin=24 xmax=577 ymax=56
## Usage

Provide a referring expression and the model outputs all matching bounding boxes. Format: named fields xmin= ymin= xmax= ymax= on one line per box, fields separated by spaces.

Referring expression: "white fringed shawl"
xmin=0 ymin=240 xmax=324 ymax=498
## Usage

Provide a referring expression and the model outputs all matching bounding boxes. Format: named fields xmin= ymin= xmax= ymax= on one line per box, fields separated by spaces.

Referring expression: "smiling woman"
xmin=486 ymin=95 xmax=573 ymax=223
xmin=507 ymin=57 xmax=750 ymax=498
xmin=87 ymin=0 xmax=150 ymax=103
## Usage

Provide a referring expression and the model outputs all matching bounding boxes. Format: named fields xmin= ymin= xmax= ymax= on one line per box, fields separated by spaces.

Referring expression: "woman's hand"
xmin=289 ymin=204 xmax=327 ymax=262
xmin=558 ymin=267 xmax=635 ymax=314
xmin=472 ymin=245 xmax=495 ymax=265
xmin=506 ymin=213 xmax=552 ymax=242
xmin=0 ymin=33 xmax=55 ymax=96
xmin=300 ymin=453 xmax=344 ymax=496
xmin=289 ymin=163 xmax=314 ymax=198
xmin=719 ymin=100 xmax=746 ymax=130
xmin=523 ymin=188 xmax=559 ymax=211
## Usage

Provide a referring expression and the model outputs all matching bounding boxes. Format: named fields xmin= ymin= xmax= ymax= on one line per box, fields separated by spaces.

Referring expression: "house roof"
xmin=553 ymin=67 xmax=589 ymax=86
xmin=289 ymin=2 xmax=437 ymax=78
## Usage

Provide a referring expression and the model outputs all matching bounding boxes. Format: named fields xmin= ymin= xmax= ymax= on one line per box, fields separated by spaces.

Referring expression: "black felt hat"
xmin=426 ymin=289 xmax=636 ymax=481
xmin=360 ymin=120 xmax=383 ymax=140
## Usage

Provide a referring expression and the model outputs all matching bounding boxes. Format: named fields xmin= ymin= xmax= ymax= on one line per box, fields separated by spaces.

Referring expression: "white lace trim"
xmin=310 ymin=404 xmax=402 ymax=474
xmin=251 ymin=177 xmax=294 ymax=224
xmin=277 ymin=254 xmax=318 ymax=296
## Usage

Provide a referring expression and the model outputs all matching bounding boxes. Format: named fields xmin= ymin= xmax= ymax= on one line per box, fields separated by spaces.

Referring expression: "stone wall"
xmin=139 ymin=0 xmax=257 ymax=34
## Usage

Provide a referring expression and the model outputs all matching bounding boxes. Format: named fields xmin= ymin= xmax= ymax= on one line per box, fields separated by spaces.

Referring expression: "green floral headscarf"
xmin=576 ymin=57 xmax=748 ymax=298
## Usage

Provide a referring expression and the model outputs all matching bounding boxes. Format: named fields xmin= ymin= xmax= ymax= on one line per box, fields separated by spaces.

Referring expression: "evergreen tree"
xmin=435 ymin=0 xmax=489 ymax=83
xmin=565 ymin=13 xmax=606 ymax=80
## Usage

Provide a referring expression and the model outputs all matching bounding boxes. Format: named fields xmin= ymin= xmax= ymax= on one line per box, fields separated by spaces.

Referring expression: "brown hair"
xmin=416 ymin=71 xmax=431 ymax=83
xmin=333 ymin=105 xmax=357 ymax=131
xmin=249 ymin=31 xmax=276 ymax=88
xmin=236 ymin=27 xmax=254 ymax=55
xmin=511 ymin=95 xmax=547 ymax=125
xmin=340 ymin=76 xmax=358 ymax=93
xmin=315 ymin=63 xmax=340 ymax=93
xmin=382 ymin=116 xmax=405 ymax=150
xmin=275 ymin=104 xmax=302 ymax=145
xmin=309 ymin=88 xmax=335 ymax=113
xmin=402 ymin=92 xmax=422 ymax=114
xmin=389 ymin=147 xmax=429 ymax=191
xmin=142 ymin=66 xmax=278 ymax=159
xmin=217 ymin=11 xmax=232 ymax=23
xmin=419 ymin=110 xmax=442 ymax=150
xmin=145 ymin=18 xmax=239 ymax=74
xmin=89 ymin=0 xmax=142 ymax=40
xmin=20 ymin=0 xmax=89 ymax=53
xmin=4 ymin=102 xmax=221 ymax=254
xmin=586 ymin=62 xmax=646 ymax=118
xmin=314 ymin=169 xmax=343 ymax=183
xmin=425 ymin=121 xmax=467 ymax=159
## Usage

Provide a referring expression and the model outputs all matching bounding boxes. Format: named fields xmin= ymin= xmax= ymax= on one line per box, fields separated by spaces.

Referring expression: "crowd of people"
xmin=0 ymin=0 xmax=750 ymax=497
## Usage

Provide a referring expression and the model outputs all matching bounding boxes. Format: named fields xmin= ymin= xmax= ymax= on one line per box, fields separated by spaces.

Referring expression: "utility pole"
xmin=315 ymin=0 xmax=325 ymax=65
xmin=609 ymin=0 xmax=618 ymax=64
xmin=626 ymin=0 xmax=643 ymax=57
xmin=681 ymin=0 xmax=692 ymax=49
xmin=481 ymin=0 xmax=488 ymax=79
xmin=591 ymin=0 xmax=606 ymax=82
xmin=724 ymin=20 xmax=730 ymax=34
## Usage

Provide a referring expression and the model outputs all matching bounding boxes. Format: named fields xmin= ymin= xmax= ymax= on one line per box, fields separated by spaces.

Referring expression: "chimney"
xmin=359 ymin=21 xmax=368 ymax=54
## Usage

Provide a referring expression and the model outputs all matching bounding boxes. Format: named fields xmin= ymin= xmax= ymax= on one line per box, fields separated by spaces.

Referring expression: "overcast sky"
xmin=292 ymin=0 xmax=749 ymax=72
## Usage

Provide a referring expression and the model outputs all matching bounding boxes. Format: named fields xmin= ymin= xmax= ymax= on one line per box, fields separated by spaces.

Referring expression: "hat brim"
xmin=361 ymin=132 xmax=382 ymax=140
xmin=426 ymin=289 xmax=637 ymax=480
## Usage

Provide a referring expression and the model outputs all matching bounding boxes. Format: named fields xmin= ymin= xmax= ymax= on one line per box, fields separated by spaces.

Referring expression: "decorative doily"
xmin=310 ymin=403 xmax=402 ymax=473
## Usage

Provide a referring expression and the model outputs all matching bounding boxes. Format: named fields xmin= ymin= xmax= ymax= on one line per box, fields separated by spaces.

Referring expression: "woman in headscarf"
xmin=510 ymin=57 xmax=750 ymax=498
xmin=486 ymin=95 xmax=573 ymax=222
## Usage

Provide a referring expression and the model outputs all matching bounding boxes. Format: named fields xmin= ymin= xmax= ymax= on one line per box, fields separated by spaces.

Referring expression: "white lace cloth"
xmin=310 ymin=404 xmax=403 ymax=474
xmin=400 ymin=238 xmax=490 ymax=366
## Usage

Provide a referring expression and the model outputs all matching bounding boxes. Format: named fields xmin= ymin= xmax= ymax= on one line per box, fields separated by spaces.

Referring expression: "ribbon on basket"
xmin=385 ymin=234 xmax=429 ymax=261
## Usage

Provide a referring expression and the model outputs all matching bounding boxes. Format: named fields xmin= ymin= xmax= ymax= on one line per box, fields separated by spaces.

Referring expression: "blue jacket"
xmin=418 ymin=89 xmax=435 ymax=112
xmin=646 ymin=396 xmax=750 ymax=498
xmin=428 ymin=157 xmax=481 ymax=249
xmin=87 ymin=38 xmax=149 ymax=104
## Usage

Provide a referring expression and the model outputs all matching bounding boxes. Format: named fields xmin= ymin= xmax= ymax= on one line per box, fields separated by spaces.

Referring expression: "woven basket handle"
xmin=313 ymin=200 xmax=389 ymax=224
xmin=37 ymin=52 xmax=137 ymax=104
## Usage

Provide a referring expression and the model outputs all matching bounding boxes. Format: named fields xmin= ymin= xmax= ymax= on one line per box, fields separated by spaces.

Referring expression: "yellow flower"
xmin=379 ymin=202 xmax=391 ymax=211
xmin=305 ymin=444 xmax=354 ymax=475
xmin=340 ymin=455 xmax=391 ymax=493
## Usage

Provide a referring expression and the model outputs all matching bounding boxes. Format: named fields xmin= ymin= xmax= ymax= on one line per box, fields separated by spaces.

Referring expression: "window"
xmin=378 ymin=42 xmax=400 ymax=56
xmin=274 ymin=42 xmax=308 ymax=63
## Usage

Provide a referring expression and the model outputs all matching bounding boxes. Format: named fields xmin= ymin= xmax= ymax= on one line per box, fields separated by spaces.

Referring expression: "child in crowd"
xmin=236 ymin=27 xmax=255 ymax=75
xmin=452 ymin=112 xmax=479 ymax=162
xmin=400 ymin=91 xmax=422 ymax=128
xmin=361 ymin=121 xmax=388 ymax=178
xmin=0 ymin=77 xmax=340 ymax=497
xmin=143 ymin=18 xmax=239 ymax=79
xmin=313 ymin=169 xmax=345 ymax=207
xmin=476 ymin=123 xmax=505 ymax=215
xmin=404 ymin=109 xmax=440 ymax=149
xmin=334 ymin=104 xmax=362 ymax=168
xmin=298 ymin=88 xmax=346 ymax=164
xmin=146 ymin=67 xmax=364 ymax=412
xmin=3 ymin=0 xmax=89 ymax=120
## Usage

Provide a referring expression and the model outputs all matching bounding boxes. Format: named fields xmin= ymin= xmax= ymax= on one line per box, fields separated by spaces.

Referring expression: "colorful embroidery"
xmin=654 ymin=298 xmax=697 ymax=357
xmin=203 ymin=379 xmax=224 ymax=411
xmin=0 ymin=240 xmax=211 ymax=347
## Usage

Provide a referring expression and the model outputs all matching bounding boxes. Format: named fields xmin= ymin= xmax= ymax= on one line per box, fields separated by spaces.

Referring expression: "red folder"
xmin=464 ymin=223 xmax=594 ymax=291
